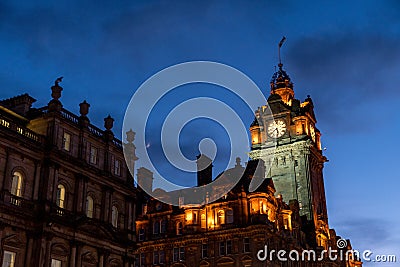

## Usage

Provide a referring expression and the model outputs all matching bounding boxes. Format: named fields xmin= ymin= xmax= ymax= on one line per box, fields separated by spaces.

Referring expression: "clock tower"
xmin=249 ymin=62 xmax=330 ymax=248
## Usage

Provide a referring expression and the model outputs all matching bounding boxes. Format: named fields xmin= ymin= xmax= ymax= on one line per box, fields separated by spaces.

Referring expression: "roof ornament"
xmin=278 ymin=36 xmax=286 ymax=68
xmin=55 ymin=76 xmax=63 ymax=86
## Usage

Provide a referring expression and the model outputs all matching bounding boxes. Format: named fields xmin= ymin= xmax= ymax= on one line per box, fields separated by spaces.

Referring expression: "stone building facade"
xmin=0 ymin=80 xmax=138 ymax=266
xmin=0 ymin=64 xmax=363 ymax=267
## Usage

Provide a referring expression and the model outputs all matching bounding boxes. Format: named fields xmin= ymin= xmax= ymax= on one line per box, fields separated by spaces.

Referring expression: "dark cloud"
xmin=285 ymin=33 xmax=400 ymax=134
xmin=334 ymin=218 xmax=391 ymax=246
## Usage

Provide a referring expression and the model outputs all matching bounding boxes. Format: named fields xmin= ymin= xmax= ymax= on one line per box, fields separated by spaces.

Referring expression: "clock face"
xmin=267 ymin=119 xmax=286 ymax=138
xmin=310 ymin=124 xmax=316 ymax=142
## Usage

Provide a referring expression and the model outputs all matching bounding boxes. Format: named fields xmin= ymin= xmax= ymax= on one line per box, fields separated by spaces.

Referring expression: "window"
xmin=219 ymin=241 xmax=225 ymax=256
xmin=217 ymin=210 xmax=225 ymax=225
xmin=152 ymin=250 xmax=164 ymax=265
xmin=219 ymin=241 xmax=232 ymax=255
xmin=201 ymin=213 xmax=206 ymax=228
xmin=176 ymin=222 xmax=183 ymax=235
xmin=160 ymin=219 xmax=167 ymax=234
xmin=226 ymin=240 xmax=232 ymax=255
xmin=1 ymin=251 xmax=15 ymax=267
xmin=226 ymin=210 xmax=234 ymax=224
xmin=201 ymin=244 xmax=208 ymax=258
xmin=111 ymin=205 xmax=118 ymax=228
xmin=90 ymin=147 xmax=98 ymax=164
xmin=153 ymin=221 xmax=160 ymax=235
xmin=142 ymin=204 xmax=148 ymax=215
xmin=159 ymin=250 xmax=165 ymax=264
xmin=192 ymin=212 xmax=197 ymax=224
xmin=138 ymin=228 xmax=145 ymax=241
xmin=10 ymin=171 xmax=23 ymax=197
xmin=178 ymin=196 xmax=184 ymax=207
xmin=86 ymin=196 xmax=94 ymax=218
xmin=63 ymin=132 xmax=71 ymax=151
xmin=243 ymin=237 xmax=250 ymax=253
xmin=173 ymin=247 xmax=185 ymax=262
xmin=179 ymin=247 xmax=185 ymax=261
xmin=56 ymin=184 xmax=66 ymax=209
xmin=140 ymin=253 xmax=145 ymax=267
xmin=284 ymin=218 xmax=289 ymax=230
xmin=51 ymin=259 xmax=61 ymax=267
xmin=173 ymin=248 xmax=179 ymax=262
xmin=114 ymin=159 xmax=121 ymax=176
xmin=153 ymin=251 xmax=159 ymax=265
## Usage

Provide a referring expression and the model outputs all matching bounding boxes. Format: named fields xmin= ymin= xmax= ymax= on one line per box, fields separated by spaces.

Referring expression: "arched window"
xmin=201 ymin=213 xmax=206 ymax=228
xmin=86 ymin=196 xmax=94 ymax=218
xmin=153 ymin=221 xmax=160 ymax=234
xmin=56 ymin=184 xmax=66 ymax=209
xmin=11 ymin=171 xmax=23 ymax=197
xmin=161 ymin=219 xmax=167 ymax=234
xmin=226 ymin=209 xmax=234 ymax=224
xmin=217 ymin=210 xmax=225 ymax=225
xmin=176 ymin=222 xmax=183 ymax=235
xmin=111 ymin=205 xmax=118 ymax=228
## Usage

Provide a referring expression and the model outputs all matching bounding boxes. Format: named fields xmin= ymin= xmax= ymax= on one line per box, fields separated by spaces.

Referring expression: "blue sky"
xmin=1 ymin=1 xmax=399 ymax=265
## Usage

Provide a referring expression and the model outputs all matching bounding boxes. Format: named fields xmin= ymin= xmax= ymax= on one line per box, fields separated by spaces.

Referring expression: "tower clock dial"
xmin=310 ymin=124 xmax=316 ymax=142
xmin=267 ymin=119 xmax=286 ymax=138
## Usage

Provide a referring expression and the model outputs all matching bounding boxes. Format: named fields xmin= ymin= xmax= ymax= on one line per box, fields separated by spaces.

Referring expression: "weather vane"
xmin=278 ymin=36 xmax=286 ymax=66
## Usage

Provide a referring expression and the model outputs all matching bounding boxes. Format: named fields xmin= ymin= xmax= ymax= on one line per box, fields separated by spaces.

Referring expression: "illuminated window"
xmin=217 ymin=210 xmax=225 ymax=225
xmin=284 ymin=218 xmax=289 ymax=230
xmin=11 ymin=171 xmax=23 ymax=197
xmin=142 ymin=204 xmax=147 ymax=215
xmin=90 ymin=147 xmax=98 ymax=164
xmin=2 ymin=251 xmax=15 ymax=267
xmin=111 ymin=205 xmax=118 ymax=228
xmin=176 ymin=222 xmax=183 ymax=235
xmin=51 ymin=259 xmax=61 ymax=267
xmin=63 ymin=132 xmax=71 ymax=151
xmin=201 ymin=213 xmax=206 ymax=228
xmin=86 ymin=196 xmax=94 ymax=218
xmin=56 ymin=184 xmax=65 ymax=209
xmin=114 ymin=159 xmax=121 ymax=176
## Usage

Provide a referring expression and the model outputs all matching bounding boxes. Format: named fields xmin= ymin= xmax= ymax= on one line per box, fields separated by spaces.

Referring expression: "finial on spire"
xmin=55 ymin=77 xmax=63 ymax=86
xmin=278 ymin=36 xmax=286 ymax=67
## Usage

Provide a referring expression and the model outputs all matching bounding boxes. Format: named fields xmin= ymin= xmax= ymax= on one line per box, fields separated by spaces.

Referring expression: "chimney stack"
xmin=196 ymin=154 xmax=213 ymax=186
xmin=137 ymin=167 xmax=154 ymax=193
